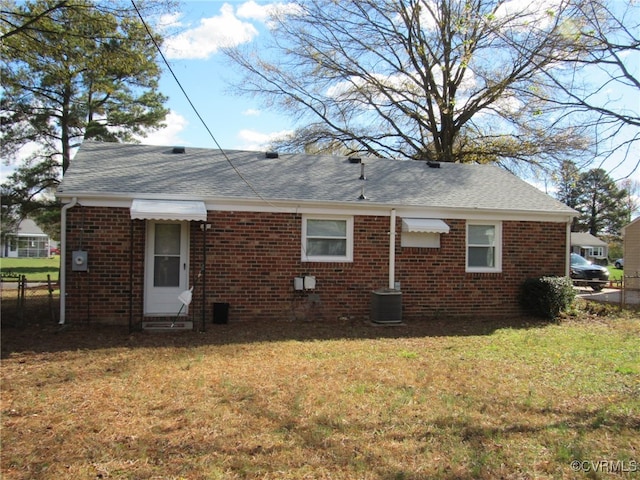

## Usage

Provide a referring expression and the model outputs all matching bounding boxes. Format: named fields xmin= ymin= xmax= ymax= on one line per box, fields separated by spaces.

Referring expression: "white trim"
xmin=565 ymin=222 xmax=572 ymax=277
xmin=59 ymin=197 xmax=574 ymax=223
xmin=59 ymin=197 xmax=78 ymax=325
xmin=389 ymin=209 xmax=396 ymax=289
xmin=466 ymin=221 xmax=502 ymax=273
xmin=57 ymin=194 xmax=575 ymax=224
xmin=301 ymin=215 xmax=354 ymax=263
xmin=144 ymin=221 xmax=190 ymax=316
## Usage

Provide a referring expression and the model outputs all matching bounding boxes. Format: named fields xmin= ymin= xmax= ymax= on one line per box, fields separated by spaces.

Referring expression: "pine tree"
xmin=1 ymin=0 xmax=169 ymax=234
xmin=574 ymin=169 xmax=630 ymax=236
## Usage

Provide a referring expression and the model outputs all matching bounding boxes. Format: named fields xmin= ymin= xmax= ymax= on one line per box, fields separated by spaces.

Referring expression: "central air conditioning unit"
xmin=370 ymin=288 xmax=402 ymax=324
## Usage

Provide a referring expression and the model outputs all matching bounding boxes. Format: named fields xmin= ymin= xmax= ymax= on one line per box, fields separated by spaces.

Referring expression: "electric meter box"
xmin=72 ymin=250 xmax=88 ymax=271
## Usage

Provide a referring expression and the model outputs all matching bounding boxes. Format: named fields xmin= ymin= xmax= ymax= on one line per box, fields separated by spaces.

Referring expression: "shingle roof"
xmin=57 ymin=141 xmax=575 ymax=216
xmin=15 ymin=219 xmax=47 ymax=236
xmin=571 ymin=232 xmax=607 ymax=246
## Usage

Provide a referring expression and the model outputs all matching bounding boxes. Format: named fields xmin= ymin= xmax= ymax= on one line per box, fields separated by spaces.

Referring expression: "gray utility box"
xmin=72 ymin=250 xmax=88 ymax=271
xmin=370 ymin=289 xmax=402 ymax=324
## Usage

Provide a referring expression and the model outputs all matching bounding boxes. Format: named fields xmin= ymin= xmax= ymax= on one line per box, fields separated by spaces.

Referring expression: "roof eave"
xmin=56 ymin=190 xmax=575 ymax=223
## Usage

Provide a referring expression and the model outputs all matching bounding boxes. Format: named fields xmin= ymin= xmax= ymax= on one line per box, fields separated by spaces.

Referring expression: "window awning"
xmin=130 ymin=199 xmax=207 ymax=221
xmin=402 ymin=218 xmax=450 ymax=234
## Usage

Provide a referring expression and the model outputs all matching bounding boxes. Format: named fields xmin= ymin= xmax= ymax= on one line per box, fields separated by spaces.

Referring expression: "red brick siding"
xmin=64 ymin=207 xmax=568 ymax=325
xmin=396 ymin=219 xmax=567 ymax=318
xmin=65 ymin=206 xmax=145 ymax=325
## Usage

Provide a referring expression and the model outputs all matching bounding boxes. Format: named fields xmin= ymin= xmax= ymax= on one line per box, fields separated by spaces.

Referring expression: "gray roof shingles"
xmin=57 ymin=141 xmax=575 ymax=215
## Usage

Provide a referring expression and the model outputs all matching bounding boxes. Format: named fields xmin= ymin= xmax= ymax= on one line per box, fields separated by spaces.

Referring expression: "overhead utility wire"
xmin=130 ymin=0 xmax=275 ymax=204
xmin=131 ymin=2 xmax=350 ymax=262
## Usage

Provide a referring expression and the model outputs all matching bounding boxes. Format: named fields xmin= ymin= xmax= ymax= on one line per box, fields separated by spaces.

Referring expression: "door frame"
xmin=143 ymin=220 xmax=190 ymax=316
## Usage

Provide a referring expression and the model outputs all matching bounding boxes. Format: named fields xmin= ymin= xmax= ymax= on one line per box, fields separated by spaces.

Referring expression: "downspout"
xmin=59 ymin=197 xmax=78 ymax=325
xmin=129 ymin=220 xmax=133 ymax=333
xmin=566 ymin=220 xmax=572 ymax=277
xmin=201 ymin=222 xmax=207 ymax=332
xmin=389 ymin=209 xmax=396 ymax=289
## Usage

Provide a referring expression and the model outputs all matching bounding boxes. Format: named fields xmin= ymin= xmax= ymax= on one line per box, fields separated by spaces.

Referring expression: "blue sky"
xmin=2 ymin=0 xmax=637 ymax=200
xmin=141 ymin=0 xmax=297 ymax=151
xmin=143 ymin=0 xmax=640 ymax=191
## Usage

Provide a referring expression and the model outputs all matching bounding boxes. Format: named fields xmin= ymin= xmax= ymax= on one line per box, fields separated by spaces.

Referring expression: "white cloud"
xmin=137 ymin=111 xmax=189 ymax=146
xmin=236 ymin=0 xmax=273 ymax=22
xmin=237 ymin=1 xmax=303 ymax=26
xmin=493 ymin=0 xmax=565 ymax=30
xmin=236 ymin=128 xmax=293 ymax=150
xmin=242 ymin=108 xmax=261 ymax=117
xmin=163 ymin=4 xmax=258 ymax=60
xmin=161 ymin=1 xmax=303 ymax=60
xmin=157 ymin=12 xmax=184 ymax=31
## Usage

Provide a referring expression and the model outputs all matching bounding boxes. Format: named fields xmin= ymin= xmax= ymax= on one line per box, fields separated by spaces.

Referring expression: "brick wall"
xmin=396 ymin=219 xmax=567 ymax=318
xmin=64 ymin=207 xmax=568 ymax=325
xmin=65 ymin=206 xmax=145 ymax=325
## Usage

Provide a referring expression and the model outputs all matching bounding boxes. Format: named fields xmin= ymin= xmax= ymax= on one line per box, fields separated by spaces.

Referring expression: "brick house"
xmin=56 ymin=141 xmax=576 ymax=329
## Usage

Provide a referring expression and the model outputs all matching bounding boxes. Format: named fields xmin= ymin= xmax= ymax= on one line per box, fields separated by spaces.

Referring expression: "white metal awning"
xmin=402 ymin=218 xmax=450 ymax=234
xmin=130 ymin=199 xmax=207 ymax=221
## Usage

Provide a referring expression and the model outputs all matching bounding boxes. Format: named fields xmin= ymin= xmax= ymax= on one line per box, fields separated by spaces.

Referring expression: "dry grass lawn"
xmin=1 ymin=308 xmax=639 ymax=479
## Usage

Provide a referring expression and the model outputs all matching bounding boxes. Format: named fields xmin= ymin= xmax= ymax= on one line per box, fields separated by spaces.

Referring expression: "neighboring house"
xmin=55 ymin=141 xmax=576 ymax=328
xmin=1 ymin=218 xmax=53 ymax=258
xmin=570 ymin=232 xmax=608 ymax=264
xmin=622 ymin=217 xmax=640 ymax=290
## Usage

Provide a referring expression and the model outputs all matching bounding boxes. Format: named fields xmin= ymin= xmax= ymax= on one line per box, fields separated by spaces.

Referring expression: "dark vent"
xmin=265 ymin=151 xmax=279 ymax=159
xmin=348 ymin=156 xmax=361 ymax=164
xmin=427 ymin=161 xmax=440 ymax=168
xmin=172 ymin=146 xmax=186 ymax=154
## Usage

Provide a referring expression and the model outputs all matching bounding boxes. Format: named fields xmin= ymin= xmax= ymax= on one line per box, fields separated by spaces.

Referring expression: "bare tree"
xmin=225 ymin=0 xmax=600 ymax=171
xmin=535 ymin=0 xmax=639 ymax=178
xmin=618 ymin=178 xmax=639 ymax=222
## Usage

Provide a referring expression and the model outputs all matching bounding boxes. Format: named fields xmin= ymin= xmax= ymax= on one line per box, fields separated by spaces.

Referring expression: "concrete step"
xmin=142 ymin=320 xmax=193 ymax=331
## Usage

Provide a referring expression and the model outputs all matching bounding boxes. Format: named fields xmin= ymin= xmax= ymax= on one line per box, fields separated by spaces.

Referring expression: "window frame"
xmin=466 ymin=221 xmax=502 ymax=273
xmin=301 ymin=215 xmax=354 ymax=262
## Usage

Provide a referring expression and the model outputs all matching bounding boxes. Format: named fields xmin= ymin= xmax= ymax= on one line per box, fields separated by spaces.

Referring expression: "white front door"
xmin=144 ymin=221 xmax=189 ymax=316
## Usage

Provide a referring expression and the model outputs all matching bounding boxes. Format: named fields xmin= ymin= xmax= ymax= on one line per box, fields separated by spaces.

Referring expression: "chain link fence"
xmin=1 ymin=274 xmax=59 ymax=327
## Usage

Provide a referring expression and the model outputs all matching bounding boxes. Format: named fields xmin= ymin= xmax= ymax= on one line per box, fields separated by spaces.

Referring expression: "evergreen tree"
xmin=1 ymin=0 xmax=169 ymax=234
xmin=574 ymin=169 xmax=629 ymax=236
xmin=554 ymin=160 xmax=582 ymax=231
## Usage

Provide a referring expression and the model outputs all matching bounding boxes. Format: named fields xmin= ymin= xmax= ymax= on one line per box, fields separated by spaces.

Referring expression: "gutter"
xmin=57 ymin=192 xmax=576 ymax=222
xmin=59 ymin=197 xmax=78 ymax=325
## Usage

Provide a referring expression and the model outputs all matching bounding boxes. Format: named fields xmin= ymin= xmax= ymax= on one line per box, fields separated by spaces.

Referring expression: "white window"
xmin=466 ymin=222 xmax=502 ymax=272
xmin=302 ymin=216 xmax=353 ymax=262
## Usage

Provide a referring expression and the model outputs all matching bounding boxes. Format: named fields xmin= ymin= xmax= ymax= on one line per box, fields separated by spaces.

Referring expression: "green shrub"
xmin=519 ymin=276 xmax=575 ymax=319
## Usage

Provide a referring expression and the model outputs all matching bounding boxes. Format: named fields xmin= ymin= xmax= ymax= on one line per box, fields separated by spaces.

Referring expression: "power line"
xmin=130 ymin=0 xmax=275 ymax=204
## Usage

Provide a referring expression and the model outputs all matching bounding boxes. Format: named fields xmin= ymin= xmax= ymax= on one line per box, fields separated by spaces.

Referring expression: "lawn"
xmin=608 ymin=265 xmax=624 ymax=282
xmin=1 ymin=307 xmax=639 ymax=479
xmin=0 ymin=257 xmax=60 ymax=282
